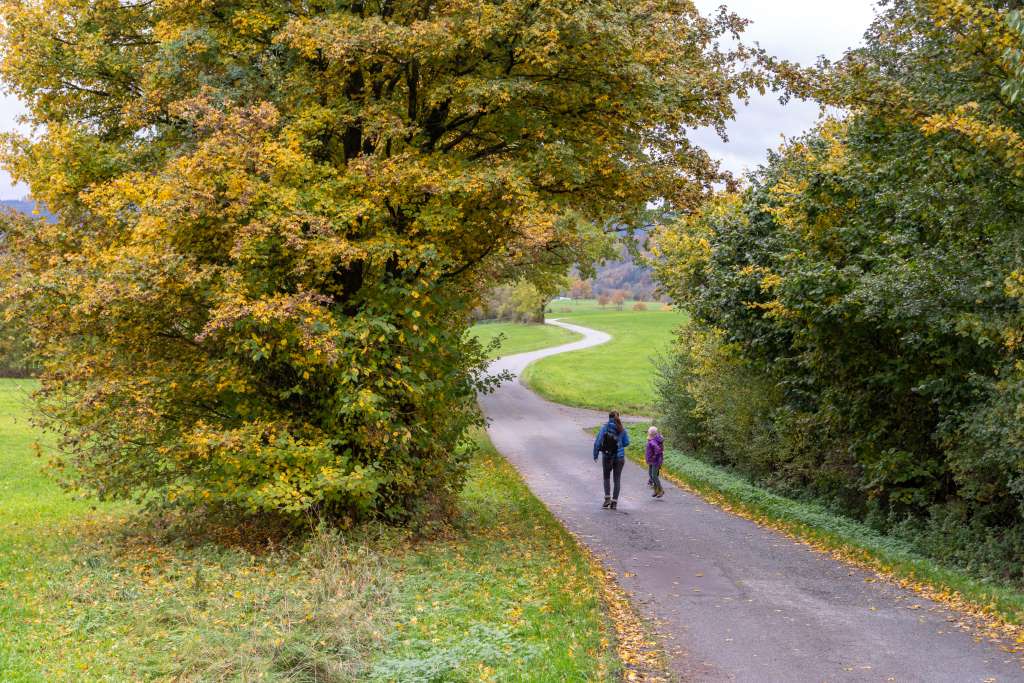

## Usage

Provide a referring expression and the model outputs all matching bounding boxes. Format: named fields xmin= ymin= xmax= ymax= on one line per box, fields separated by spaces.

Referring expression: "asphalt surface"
xmin=479 ymin=320 xmax=1023 ymax=683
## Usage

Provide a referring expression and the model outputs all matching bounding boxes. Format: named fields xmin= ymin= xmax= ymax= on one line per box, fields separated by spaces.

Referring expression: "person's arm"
xmin=621 ymin=429 xmax=630 ymax=449
xmin=593 ymin=425 xmax=605 ymax=460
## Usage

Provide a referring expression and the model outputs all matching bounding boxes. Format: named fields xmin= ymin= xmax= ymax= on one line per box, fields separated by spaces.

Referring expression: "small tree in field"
xmin=612 ymin=291 xmax=627 ymax=310
xmin=569 ymin=278 xmax=593 ymax=301
xmin=0 ymin=0 xmax=766 ymax=523
xmin=597 ymin=294 xmax=611 ymax=308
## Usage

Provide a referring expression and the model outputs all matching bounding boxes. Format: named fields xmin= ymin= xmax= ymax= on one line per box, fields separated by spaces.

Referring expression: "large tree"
xmin=0 ymin=0 xmax=763 ymax=521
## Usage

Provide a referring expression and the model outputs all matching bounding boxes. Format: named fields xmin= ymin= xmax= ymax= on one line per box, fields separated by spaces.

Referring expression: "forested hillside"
xmin=654 ymin=0 xmax=1024 ymax=585
xmin=588 ymin=247 xmax=658 ymax=302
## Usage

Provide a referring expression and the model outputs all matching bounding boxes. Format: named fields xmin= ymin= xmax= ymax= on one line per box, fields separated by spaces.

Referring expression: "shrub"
xmin=0 ymin=316 xmax=35 ymax=378
xmin=631 ymin=302 xmax=647 ymax=311
xmin=656 ymin=325 xmax=781 ymax=480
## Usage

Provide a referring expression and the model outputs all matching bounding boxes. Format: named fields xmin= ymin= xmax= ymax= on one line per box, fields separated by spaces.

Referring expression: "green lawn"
xmin=522 ymin=301 xmax=687 ymax=415
xmin=470 ymin=321 xmax=581 ymax=359
xmin=0 ymin=379 xmax=617 ymax=681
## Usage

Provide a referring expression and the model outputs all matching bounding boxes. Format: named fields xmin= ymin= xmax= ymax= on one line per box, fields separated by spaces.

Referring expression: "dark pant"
xmin=649 ymin=463 xmax=662 ymax=491
xmin=602 ymin=453 xmax=624 ymax=500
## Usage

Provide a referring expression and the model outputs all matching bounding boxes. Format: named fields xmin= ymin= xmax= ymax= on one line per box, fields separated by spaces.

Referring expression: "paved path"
xmin=480 ymin=320 xmax=1022 ymax=682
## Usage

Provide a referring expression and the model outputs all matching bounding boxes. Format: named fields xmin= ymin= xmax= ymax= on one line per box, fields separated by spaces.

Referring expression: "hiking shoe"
xmin=656 ymin=488 xmax=665 ymax=498
xmin=602 ymin=497 xmax=612 ymax=509
xmin=610 ymin=500 xmax=618 ymax=510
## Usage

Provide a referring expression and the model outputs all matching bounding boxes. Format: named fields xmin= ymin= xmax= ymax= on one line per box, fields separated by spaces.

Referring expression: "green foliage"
xmin=654 ymin=0 xmax=1024 ymax=583
xmin=0 ymin=217 xmax=34 ymax=378
xmin=1002 ymin=9 xmax=1024 ymax=103
xmin=474 ymin=279 xmax=562 ymax=324
xmin=0 ymin=315 xmax=33 ymax=378
xmin=654 ymin=326 xmax=781 ymax=479
xmin=0 ymin=0 xmax=764 ymax=522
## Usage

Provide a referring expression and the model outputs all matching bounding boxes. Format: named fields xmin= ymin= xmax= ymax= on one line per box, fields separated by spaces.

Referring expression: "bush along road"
xmin=480 ymin=320 xmax=1023 ymax=682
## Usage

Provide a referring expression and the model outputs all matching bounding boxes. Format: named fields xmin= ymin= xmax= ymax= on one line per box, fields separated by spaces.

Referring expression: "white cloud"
xmin=690 ymin=0 xmax=879 ymax=177
xmin=0 ymin=93 xmax=27 ymax=199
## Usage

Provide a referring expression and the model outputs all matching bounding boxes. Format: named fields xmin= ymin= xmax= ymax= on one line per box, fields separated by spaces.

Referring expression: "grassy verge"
xmin=470 ymin=321 xmax=581 ymax=359
xmin=618 ymin=421 xmax=1024 ymax=631
xmin=0 ymin=379 xmax=617 ymax=681
xmin=521 ymin=301 xmax=686 ymax=415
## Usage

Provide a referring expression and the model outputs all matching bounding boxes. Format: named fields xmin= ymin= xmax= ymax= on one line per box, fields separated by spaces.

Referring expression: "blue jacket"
xmin=593 ymin=420 xmax=630 ymax=460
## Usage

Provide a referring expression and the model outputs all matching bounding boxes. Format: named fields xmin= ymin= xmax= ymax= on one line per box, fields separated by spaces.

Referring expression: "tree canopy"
xmin=654 ymin=0 xmax=1024 ymax=581
xmin=0 ymin=0 xmax=764 ymax=521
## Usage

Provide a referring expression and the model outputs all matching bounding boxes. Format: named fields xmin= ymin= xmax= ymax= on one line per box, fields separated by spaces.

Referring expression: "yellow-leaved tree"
xmin=0 ymin=0 xmax=765 ymax=522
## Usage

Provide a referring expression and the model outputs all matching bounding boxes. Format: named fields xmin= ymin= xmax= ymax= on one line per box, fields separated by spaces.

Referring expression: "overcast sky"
xmin=0 ymin=1 xmax=879 ymax=199
xmin=690 ymin=0 xmax=880 ymax=177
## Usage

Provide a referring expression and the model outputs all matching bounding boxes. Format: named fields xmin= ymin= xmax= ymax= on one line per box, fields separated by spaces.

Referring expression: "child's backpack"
xmin=600 ymin=426 xmax=619 ymax=456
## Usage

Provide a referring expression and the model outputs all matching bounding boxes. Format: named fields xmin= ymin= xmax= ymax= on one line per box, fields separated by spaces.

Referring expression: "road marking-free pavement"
xmin=479 ymin=319 xmax=1022 ymax=682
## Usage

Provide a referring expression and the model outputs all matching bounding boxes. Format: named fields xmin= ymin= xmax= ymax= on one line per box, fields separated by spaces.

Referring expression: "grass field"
xmin=521 ymin=300 xmax=687 ymax=415
xmin=470 ymin=321 xmax=581 ymax=359
xmin=0 ymin=379 xmax=617 ymax=681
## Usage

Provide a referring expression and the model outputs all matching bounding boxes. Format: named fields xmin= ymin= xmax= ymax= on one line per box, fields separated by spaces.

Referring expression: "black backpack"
xmin=600 ymin=426 xmax=619 ymax=456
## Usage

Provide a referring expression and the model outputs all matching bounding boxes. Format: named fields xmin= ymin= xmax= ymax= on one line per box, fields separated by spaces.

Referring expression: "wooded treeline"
xmin=655 ymin=0 xmax=1024 ymax=583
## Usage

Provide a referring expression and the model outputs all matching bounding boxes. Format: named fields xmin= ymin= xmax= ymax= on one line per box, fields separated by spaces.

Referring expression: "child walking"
xmin=646 ymin=426 xmax=664 ymax=498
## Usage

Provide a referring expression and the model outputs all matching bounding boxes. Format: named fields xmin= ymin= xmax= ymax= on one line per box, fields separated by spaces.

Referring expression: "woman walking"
xmin=646 ymin=426 xmax=665 ymax=498
xmin=593 ymin=411 xmax=630 ymax=509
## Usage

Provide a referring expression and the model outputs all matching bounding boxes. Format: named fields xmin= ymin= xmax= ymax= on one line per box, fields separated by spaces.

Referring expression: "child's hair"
xmin=609 ymin=411 xmax=624 ymax=433
xmin=647 ymin=425 xmax=660 ymax=439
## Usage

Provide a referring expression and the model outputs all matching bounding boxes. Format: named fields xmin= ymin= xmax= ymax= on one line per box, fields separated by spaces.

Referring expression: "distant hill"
xmin=0 ymin=199 xmax=56 ymax=223
xmin=591 ymin=247 xmax=657 ymax=300
xmin=568 ymin=246 xmax=660 ymax=301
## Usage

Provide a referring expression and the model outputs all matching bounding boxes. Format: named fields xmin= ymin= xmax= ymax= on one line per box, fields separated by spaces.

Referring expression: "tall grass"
xmin=1 ymin=377 xmax=617 ymax=681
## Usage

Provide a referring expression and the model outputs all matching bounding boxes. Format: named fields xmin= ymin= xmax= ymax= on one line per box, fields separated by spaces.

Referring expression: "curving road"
xmin=479 ymin=320 xmax=1022 ymax=682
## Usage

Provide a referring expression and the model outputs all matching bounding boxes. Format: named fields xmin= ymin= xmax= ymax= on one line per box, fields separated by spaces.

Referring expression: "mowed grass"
xmin=522 ymin=301 xmax=687 ymax=415
xmin=471 ymin=321 xmax=581 ymax=359
xmin=0 ymin=379 xmax=616 ymax=681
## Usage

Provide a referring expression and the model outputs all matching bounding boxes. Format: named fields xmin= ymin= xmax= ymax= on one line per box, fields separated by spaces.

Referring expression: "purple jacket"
xmin=645 ymin=434 xmax=664 ymax=467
